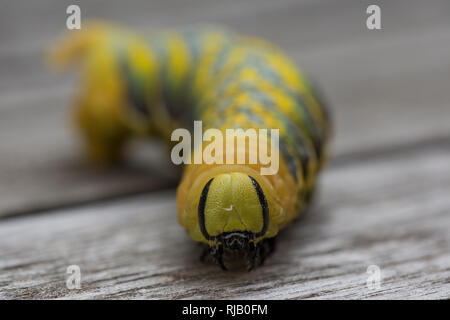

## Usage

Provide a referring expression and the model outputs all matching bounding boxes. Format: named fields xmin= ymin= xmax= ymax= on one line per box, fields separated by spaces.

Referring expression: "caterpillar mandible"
xmin=49 ymin=22 xmax=332 ymax=270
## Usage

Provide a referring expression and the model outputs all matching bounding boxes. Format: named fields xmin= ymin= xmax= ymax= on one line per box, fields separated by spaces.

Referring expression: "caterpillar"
xmin=49 ymin=22 xmax=332 ymax=270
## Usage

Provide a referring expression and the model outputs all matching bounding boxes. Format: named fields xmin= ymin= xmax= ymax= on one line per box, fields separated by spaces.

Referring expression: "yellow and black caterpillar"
xmin=50 ymin=22 xmax=332 ymax=270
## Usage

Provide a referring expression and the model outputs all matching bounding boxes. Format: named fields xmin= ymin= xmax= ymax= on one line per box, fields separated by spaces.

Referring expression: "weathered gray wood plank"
xmin=0 ymin=144 xmax=449 ymax=299
xmin=1 ymin=0 xmax=450 ymax=217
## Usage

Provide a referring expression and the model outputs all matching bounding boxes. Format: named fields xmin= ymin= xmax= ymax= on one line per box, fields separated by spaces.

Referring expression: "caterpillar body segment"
xmin=51 ymin=23 xmax=332 ymax=270
xmin=49 ymin=23 xmax=176 ymax=162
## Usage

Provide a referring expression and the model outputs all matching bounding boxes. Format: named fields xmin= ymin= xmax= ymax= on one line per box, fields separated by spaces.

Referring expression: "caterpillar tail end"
xmin=45 ymin=21 xmax=112 ymax=71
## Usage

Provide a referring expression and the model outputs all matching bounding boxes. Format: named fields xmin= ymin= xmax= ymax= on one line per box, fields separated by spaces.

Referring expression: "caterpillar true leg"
xmin=210 ymin=245 xmax=227 ymax=271
xmin=246 ymin=237 xmax=276 ymax=271
xmin=247 ymin=242 xmax=258 ymax=271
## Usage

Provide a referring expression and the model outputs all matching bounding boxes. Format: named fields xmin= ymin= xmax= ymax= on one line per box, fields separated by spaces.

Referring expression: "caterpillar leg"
xmin=247 ymin=243 xmax=258 ymax=271
xmin=247 ymin=237 xmax=276 ymax=271
xmin=199 ymin=237 xmax=277 ymax=271
xmin=210 ymin=245 xmax=227 ymax=271
xmin=259 ymin=237 xmax=276 ymax=266
xmin=199 ymin=245 xmax=227 ymax=271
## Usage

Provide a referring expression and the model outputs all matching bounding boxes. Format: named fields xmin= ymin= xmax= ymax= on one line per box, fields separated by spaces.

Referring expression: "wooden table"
xmin=1 ymin=0 xmax=449 ymax=299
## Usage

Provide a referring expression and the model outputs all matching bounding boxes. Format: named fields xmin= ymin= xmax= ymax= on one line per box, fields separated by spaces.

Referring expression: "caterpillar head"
xmin=197 ymin=172 xmax=274 ymax=270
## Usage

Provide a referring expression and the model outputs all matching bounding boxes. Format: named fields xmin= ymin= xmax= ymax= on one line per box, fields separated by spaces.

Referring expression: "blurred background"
xmin=0 ymin=0 xmax=449 ymax=299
